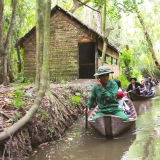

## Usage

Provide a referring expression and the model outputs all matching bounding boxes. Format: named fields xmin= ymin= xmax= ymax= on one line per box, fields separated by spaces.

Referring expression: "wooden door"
xmin=78 ymin=42 xmax=95 ymax=79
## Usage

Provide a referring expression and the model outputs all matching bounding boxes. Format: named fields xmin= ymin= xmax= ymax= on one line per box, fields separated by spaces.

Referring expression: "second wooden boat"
xmin=88 ymin=98 xmax=137 ymax=137
xmin=127 ymin=90 xmax=155 ymax=101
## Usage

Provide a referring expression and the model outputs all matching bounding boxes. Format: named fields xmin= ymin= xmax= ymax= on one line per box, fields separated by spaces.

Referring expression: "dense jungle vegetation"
xmin=0 ymin=0 xmax=160 ymax=159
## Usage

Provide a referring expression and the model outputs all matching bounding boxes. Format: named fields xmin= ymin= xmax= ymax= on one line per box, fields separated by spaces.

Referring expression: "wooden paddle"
xmin=128 ymin=87 xmax=139 ymax=93
xmin=85 ymin=106 xmax=88 ymax=128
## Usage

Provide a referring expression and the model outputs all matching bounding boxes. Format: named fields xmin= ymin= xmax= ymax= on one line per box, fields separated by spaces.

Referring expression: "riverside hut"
xmin=15 ymin=5 xmax=121 ymax=82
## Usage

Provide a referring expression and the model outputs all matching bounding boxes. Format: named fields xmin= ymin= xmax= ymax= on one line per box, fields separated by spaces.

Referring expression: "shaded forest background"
xmin=1 ymin=0 xmax=160 ymax=86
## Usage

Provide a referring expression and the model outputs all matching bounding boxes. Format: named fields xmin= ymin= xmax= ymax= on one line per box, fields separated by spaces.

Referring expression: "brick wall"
xmin=22 ymin=10 xmax=119 ymax=82
xmin=23 ymin=10 xmax=97 ymax=81
xmin=49 ymin=11 xmax=97 ymax=81
xmin=23 ymin=33 xmax=36 ymax=80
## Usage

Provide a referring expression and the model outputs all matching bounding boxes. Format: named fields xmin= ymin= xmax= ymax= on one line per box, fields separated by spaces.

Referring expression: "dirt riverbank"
xmin=0 ymin=80 xmax=94 ymax=159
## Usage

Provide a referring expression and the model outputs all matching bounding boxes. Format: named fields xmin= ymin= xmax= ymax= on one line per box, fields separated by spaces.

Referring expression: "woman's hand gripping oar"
xmin=84 ymin=106 xmax=90 ymax=129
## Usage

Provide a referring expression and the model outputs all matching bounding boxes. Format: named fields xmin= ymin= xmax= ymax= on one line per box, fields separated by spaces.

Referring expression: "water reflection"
xmin=30 ymin=116 xmax=136 ymax=160
xmin=133 ymin=100 xmax=152 ymax=115
xmin=122 ymin=85 xmax=160 ymax=160
xmin=30 ymin=85 xmax=160 ymax=160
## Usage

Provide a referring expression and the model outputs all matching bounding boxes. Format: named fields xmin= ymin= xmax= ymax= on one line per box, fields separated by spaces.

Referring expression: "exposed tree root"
xmin=0 ymin=83 xmax=93 ymax=159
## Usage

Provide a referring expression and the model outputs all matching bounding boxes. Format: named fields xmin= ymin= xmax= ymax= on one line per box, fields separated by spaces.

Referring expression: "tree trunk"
xmin=2 ymin=0 xmax=18 ymax=85
xmin=123 ymin=45 xmax=131 ymax=81
xmin=132 ymin=0 xmax=160 ymax=70
xmin=35 ymin=0 xmax=45 ymax=89
xmin=41 ymin=0 xmax=50 ymax=85
xmin=69 ymin=0 xmax=90 ymax=13
xmin=0 ymin=0 xmax=51 ymax=142
xmin=101 ymin=0 xmax=107 ymax=66
xmin=16 ymin=46 xmax=22 ymax=73
xmin=101 ymin=38 xmax=108 ymax=65
xmin=0 ymin=0 xmax=74 ymax=142
xmin=0 ymin=0 xmax=4 ymax=84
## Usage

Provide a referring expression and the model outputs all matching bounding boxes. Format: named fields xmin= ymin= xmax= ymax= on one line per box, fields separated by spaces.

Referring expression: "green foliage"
xmin=60 ymin=79 xmax=68 ymax=84
xmin=93 ymin=0 xmax=104 ymax=8
xmin=106 ymin=2 xmax=122 ymax=20
xmin=21 ymin=132 xmax=26 ymax=137
xmin=113 ymin=0 xmax=144 ymax=13
xmin=2 ymin=0 xmax=36 ymax=84
xmin=15 ymin=73 xmax=25 ymax=83
xmin=119 ymin=0 xmax=160 ymax=80
xmin=119 ymin=48 xmax=143 ymax=82
xmin=12 ymin=48 xmax=25 ymax=83
xmin=71 ymin=95 xmax=81 ymax=105
xmin=58 ymin=0 xmax=73 ymax=11
xmin=13 ymin=87 xmax=26 ymax=109
xmin=47 ymin=127 xmax=53 ymax=135
xmin=120 ymin=49 xmax=132 ymax=66
xmin=2 ymin=0 xmax=159 ymax=85
xmin=119 ymin=49 xmax=133 ymax=80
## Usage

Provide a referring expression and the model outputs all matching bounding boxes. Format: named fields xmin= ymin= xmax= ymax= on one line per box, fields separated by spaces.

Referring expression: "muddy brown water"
xmin=29 ymin=85 xmax=160 ymax=160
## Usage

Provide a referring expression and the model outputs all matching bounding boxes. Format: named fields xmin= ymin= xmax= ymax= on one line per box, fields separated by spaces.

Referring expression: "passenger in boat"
xmin=117 ymin=91 xmax=125 ymax=107
xmin=114 ymin=79 xmax=127 ymax=103
xmin=84 ymin=66 xmax=129 ymax=122
xmin=117 ymin=91 xmax=130 ymax=116
xmin=144 ymin=78 xmax=152 ymax=96
xmin=114 ymin=79 xmax=123 ymax=91
xmin=148 ymin=77 xmax=153 ymax=89
xmin=151 ymin=79 xmax=156 ymax=86
xmin=139 ymin=80 xmax=147 ymax=96
xmin=126 ymin=77 xmax=141 ymax=95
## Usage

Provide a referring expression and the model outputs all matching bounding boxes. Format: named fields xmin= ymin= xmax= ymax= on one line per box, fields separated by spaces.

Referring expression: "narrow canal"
xmin=30 ymin=85 xmax=160 ymax=160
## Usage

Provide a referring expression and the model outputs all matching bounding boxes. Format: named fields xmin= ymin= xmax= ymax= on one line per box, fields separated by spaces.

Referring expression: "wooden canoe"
xmin=127 ymin=90 xmax=155 ymax=101
xmin=88 ymin=98 xmax=137 ymax=137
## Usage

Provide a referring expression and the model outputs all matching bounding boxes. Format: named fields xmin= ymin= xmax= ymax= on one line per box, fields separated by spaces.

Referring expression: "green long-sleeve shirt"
xmin=87 ymin=80 xmax=120 ymax=114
